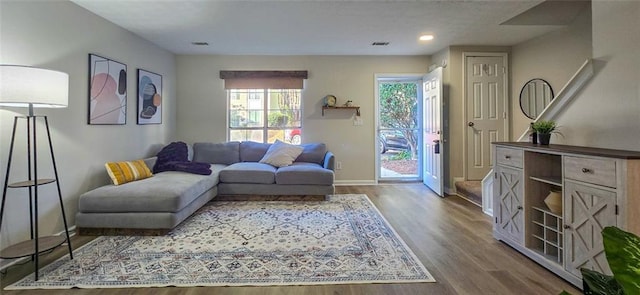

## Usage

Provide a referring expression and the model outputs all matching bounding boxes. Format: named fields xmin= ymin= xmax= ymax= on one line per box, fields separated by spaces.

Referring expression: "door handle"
xmin=468 ymin=122 xmax=474 ymax=127
xmin=433 ymin=139 xmax=440 ymax=143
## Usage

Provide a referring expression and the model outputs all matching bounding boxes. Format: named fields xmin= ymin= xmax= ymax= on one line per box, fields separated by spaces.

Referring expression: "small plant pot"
xmin=539 ymin=133 xmax=551 ymax=145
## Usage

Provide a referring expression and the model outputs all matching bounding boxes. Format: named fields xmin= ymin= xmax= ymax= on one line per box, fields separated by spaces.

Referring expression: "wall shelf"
xmin=322 ymin=106 xmax=360 ymax=116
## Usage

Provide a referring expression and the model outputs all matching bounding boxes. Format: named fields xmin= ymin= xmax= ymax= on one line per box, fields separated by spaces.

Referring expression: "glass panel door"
xmin=377 ymin=79 xmax=421 ymax=180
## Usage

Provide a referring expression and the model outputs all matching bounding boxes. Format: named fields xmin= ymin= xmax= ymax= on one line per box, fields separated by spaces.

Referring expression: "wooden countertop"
xmin=492 ymin=142 xmax=640 ymax=159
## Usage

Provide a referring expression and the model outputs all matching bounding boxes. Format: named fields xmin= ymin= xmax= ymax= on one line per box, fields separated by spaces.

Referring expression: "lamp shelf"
xmin=0 ymin=236 xmax=66 ymax=259
xmin=322 ymin=106 xmax=360 ymax=116
xmin=8 ymin=179 xmax=56 ymax=188
xmin=0 ymin=116 xmax=74 ymax=281
xmin=0 ymin=65 xmax=73 ymax=281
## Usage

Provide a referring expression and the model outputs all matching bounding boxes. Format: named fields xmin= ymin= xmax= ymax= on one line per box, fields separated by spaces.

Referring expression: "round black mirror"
xmin=519 ymin=79 xmax=554 ymax=119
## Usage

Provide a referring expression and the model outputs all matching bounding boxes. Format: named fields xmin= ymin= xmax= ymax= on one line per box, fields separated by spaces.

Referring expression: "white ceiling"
xmin=71 ymin=0 xmax=575 ymax=56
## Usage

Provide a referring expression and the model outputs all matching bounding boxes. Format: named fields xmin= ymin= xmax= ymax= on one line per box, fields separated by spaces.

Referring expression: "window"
xmin=228 ymin=89 xmax=302 ymax=144
xmin=220 ymin=70 xmax=307 ymax=144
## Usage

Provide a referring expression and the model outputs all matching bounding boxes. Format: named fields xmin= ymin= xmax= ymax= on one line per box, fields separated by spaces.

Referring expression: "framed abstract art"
xmin=88 ymin=54 xmax=127 ymax=125
xmin=137 ymin=69 xmax=162 ymax=125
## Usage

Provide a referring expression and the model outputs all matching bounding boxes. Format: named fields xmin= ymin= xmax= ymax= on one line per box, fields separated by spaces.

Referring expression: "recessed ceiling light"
xmin=419 ymin=35 xmax=434 ymax=41
xmin=191 ymin=42 xmax=209 ymax=46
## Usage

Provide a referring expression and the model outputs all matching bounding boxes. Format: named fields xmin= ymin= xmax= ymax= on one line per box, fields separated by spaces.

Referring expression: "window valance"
xmin=220 ymin=71 xmax=308 ymax=89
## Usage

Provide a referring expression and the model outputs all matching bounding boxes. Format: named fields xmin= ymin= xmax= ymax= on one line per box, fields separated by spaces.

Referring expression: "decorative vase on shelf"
xmin=544 ymin=190 xmax=562 ymax=214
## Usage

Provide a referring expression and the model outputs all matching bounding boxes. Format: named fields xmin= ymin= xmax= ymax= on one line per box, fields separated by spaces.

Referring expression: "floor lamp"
xmin=0 ymin=65 xmax=73 ymax=281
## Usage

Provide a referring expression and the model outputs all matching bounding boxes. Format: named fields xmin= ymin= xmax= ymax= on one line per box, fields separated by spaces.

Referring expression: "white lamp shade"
xmin=0 ymin=65 xmax=69 ymax=108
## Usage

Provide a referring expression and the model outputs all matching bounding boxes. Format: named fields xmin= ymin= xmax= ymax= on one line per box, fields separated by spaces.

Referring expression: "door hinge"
xmin=615 ymin=205 xmax=619 ymax=215
xmin=503 ymin=112 xmax=507 ymax=119
xmin=502 ymin=67 xmax=506 ymax=74
xmin=494 ymin=172 xmax=497 ymax=179
xmin=495 ymin=217 xmax=498 ymax=223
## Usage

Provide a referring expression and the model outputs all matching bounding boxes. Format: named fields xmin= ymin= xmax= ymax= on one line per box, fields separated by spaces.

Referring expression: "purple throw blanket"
xmin=153 ymin=141 xmax=212 ymax=175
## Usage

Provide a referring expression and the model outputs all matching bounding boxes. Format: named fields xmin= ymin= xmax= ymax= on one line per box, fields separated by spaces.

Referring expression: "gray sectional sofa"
xmin=75 ymin=141 xmax=335 ymax=234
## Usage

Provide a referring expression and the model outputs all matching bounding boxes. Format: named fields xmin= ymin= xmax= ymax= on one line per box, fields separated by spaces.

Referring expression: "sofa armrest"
xmin=323 ymin=151 xmax=335 ymax=171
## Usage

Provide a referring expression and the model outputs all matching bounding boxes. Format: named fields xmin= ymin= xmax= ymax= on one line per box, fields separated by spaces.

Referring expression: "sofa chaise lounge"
xmin=75 ymin=141 xmax=335 ymax=235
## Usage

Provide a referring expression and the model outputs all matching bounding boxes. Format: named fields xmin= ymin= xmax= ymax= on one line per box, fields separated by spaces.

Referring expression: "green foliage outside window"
xmin=379 ymin=82 xmax=418 ymax=159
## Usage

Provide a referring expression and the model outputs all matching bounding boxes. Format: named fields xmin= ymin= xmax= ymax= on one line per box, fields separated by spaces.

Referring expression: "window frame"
xmin=227 ymin=88 xmax=302 ymax=144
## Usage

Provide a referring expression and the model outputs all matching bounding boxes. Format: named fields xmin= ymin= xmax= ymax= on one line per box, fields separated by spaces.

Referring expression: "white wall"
xmin=176 ymin=55 xmax=429 ymax=183
xmin=0 ymin=1 xmax=176 ymax=256
xmin=554 ymin=1 xmax=640 ymax=150
xmin=511 ymin=4 xmax=592 ymax=139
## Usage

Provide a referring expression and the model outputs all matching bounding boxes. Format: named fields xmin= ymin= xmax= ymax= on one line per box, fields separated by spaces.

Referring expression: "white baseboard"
xmin=0 ymin=225 xmax=76 ymax=272
xmin=444 ymin=186 xmax=456 ymax=195
xmin=334 ymin=180 xmax=377 ymax=186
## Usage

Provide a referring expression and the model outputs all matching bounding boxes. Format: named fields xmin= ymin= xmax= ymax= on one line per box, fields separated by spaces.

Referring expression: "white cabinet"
xmin=494 ymin=152 xmax=525 ymax=245
xmin=563 ymin=180 xmax=616 ymax=278
xmin=491 ymin=142 xmax=640 ymax=289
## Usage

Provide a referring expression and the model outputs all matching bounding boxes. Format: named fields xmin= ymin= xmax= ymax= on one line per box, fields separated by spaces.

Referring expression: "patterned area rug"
xmin=6 ymin=194 xmax=434 ymax=289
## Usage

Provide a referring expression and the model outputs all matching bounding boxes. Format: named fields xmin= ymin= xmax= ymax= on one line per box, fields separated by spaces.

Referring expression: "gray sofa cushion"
xmin=240 ymin=141 xmax=271 ymax=162
xmin=295 ymin=143 xmax=327 ymax=164
xmin=193 ymin=142 xmax=240 ymax=165
xmin=275 ymin=162 xmax=334 ymax=185
xmin=76 ymin=187 xmax=217 ymax=229
xmin=219 ymin=162 xmax=276 ymax=184
xmin=79 ymin=164 xmax=226 ymax=213
xmin=218 ymin=183 xmax=334 ymax=196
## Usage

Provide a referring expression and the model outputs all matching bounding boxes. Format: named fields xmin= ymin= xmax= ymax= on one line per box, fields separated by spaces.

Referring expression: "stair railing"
xmin=480 ymin=59 xmax=594 ymax=216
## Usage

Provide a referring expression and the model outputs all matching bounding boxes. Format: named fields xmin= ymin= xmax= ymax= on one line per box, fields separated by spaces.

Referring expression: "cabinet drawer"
xmin=564 ymin=156 xmax=617 ymax=188
xmin=496 ymin=147 xmax=523 ymax=168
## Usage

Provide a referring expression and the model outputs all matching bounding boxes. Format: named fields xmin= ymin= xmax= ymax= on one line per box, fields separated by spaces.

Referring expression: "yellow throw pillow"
xmin=105 ymin=159 xmax=153 ymax=185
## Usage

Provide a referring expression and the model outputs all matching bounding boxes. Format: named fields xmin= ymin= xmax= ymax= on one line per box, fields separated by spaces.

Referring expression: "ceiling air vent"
xmin=371 ymin=42 xmax=390 ymax=46
xmin=191 ymin=42 xmax=209 ymax=46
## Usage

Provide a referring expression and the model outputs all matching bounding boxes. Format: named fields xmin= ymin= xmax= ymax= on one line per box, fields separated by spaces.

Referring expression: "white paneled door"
xmin=465 ymin=54 xmax=508 ymax=180
xmin=422 ymin=68 xmax=443 ymax=196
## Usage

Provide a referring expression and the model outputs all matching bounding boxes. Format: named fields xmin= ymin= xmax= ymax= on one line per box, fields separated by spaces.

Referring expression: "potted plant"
xmin=560 ymin=226 xmax=640 ymax=295
xmin=532 ymin=120 xmax=562 ymax=145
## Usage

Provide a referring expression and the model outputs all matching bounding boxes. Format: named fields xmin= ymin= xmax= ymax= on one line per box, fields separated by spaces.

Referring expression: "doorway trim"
xmin=461 ymin=52 xmax=509 ymax=181
xmin=374 ymin=73 xmax=424 ymax=183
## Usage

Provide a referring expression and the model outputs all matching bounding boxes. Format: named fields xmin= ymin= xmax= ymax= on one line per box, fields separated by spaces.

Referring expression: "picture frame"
xmin=137 ymin=69 xmax=162 ymax=125
xmin=88 ymin=54 xmax=127 ymax=125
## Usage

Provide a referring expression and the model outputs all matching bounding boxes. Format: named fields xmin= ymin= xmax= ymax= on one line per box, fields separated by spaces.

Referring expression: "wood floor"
xmin=0 ymin=184 xmax=581 ymax=294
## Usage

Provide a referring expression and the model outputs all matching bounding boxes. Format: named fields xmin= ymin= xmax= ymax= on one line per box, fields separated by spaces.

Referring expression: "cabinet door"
xmin=494 ymin=165 xmax=525 ymax=244
xmin=564 ymin=181 xmax=617 ymax=278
